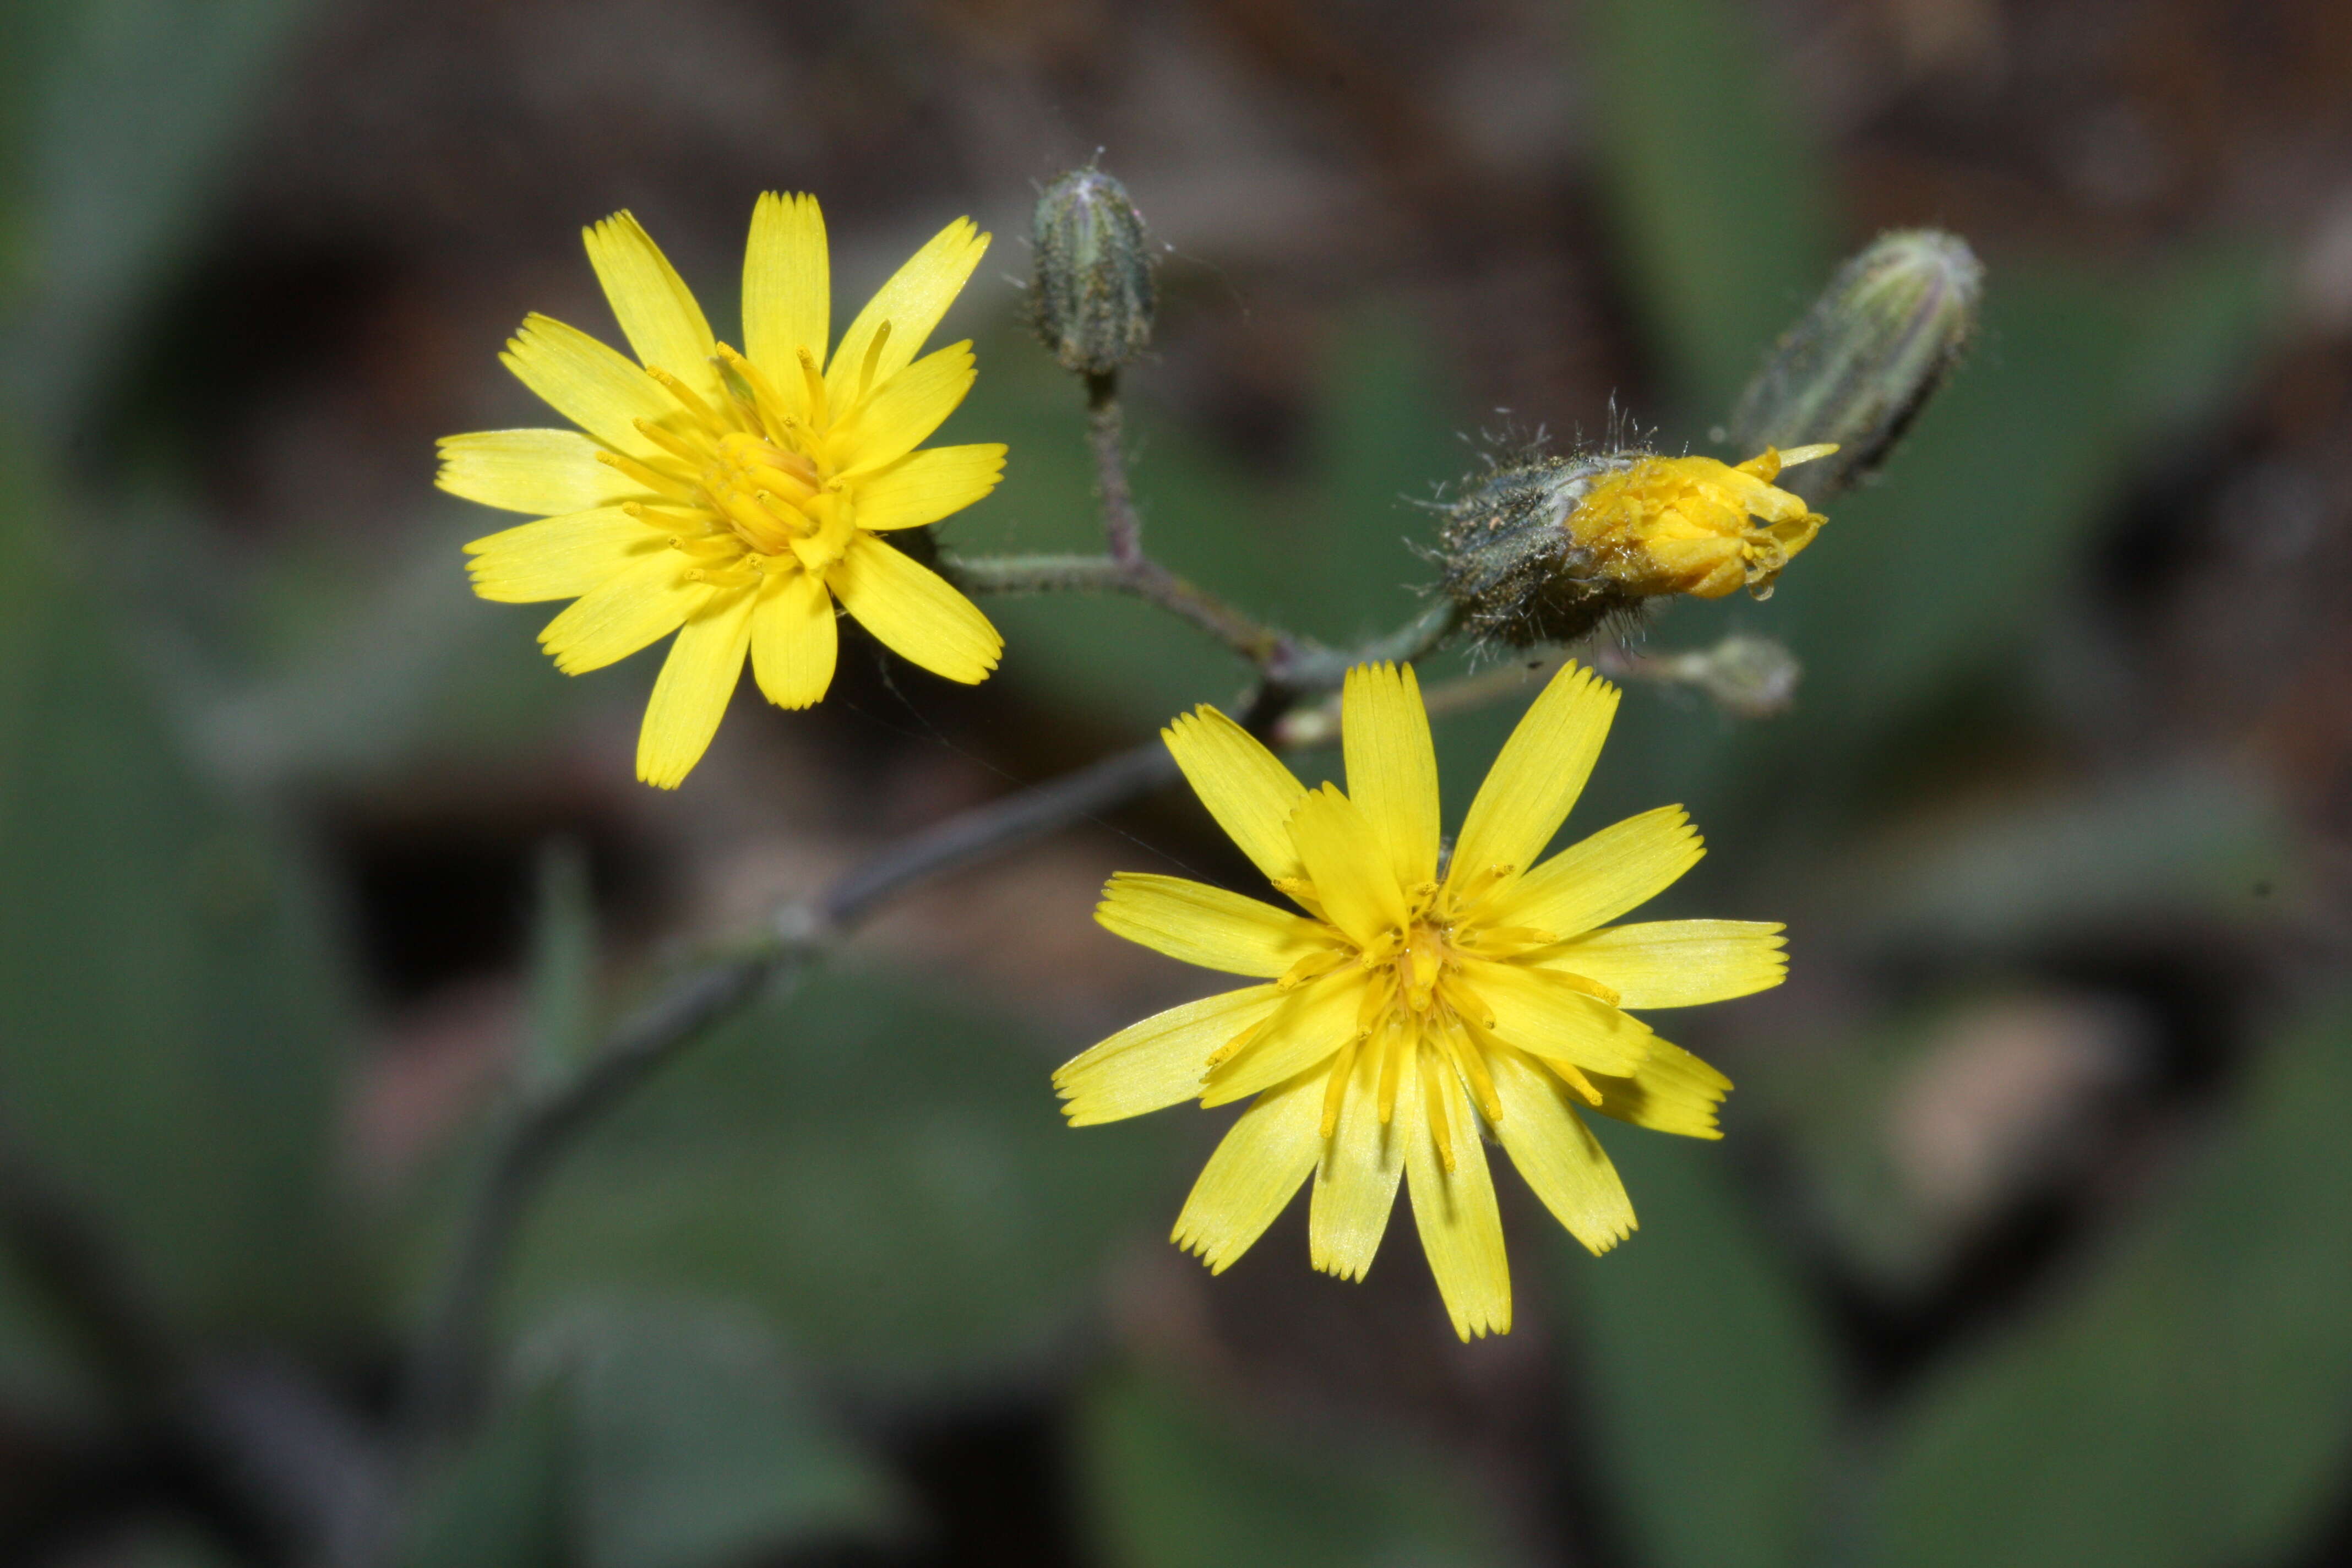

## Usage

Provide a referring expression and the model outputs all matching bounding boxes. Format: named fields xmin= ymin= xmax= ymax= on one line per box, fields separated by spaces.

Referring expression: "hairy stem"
xmin=945 ymin=552 xmax=1292 ymax=669
xmin=400 ymin=737 xmax=1182 ymax=1443
xmin=406 ymin=363 xmax=1482 ymax=1471
xmin=1088 ymin=371 xmax=1144 ymax=566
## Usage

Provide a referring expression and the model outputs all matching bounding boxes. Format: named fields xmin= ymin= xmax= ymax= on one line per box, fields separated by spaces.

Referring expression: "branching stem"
xmin=945 ymin=552 xmax=1291 ymax=668
xmin=403 ymin=363 xmax=1480 ymax=1460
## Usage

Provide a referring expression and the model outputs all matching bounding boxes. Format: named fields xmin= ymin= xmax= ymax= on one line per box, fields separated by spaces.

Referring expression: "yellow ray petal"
xmin=743 ymin=192 xmax=829 ymax=419
xmin=500 ymin=314 xmax=675 ymax=456
xmin=1160 ymin=707 xmax=1310 ymax=889
xmin=1584 ymin=1038 xmax=1732 ymax=1139
xmin=830 ymin=342 xmax=977 ymax=477
xmin=583 ymin=211 xmax=722 ymax=406
xmin=1201 ymin=971 xmax=1368 ymax=1106
xmin=853 ymin=444 xmax=1006 ymax=531
xmin=1341 ymin=663 xmax=1441 ymax=892
xmin=1542 ymin=920 xmax=1785 ymax=1009
xmin=1446 ymin=663 xmax=1619 ymax=907
xmin=1485 ymin=804 xmax=1702 ymax=935
xmin=437 ymin=429 xmax=651 ymax=515
xmin=636 ymin=587 xmax=756 ymax=789
xmin=1309 ymin=1034 xmax=1410 ymax=1280
xmin=1172 ymin=1065 xmax=1325 ymax=1274
xmin=1456 ymin=956 xmax=1651 ymax=1076
xmin=537 ymin=551 xmax=704 ymax=675
xmin=1056 ymin=984 xmax=1285 ymax=1126
xmin=748 ymin=568 xmax=837 ymax=709
xmin=826 ymin=535 xmax=1003 ymax=684
xmin=1403 ymin=1051 xmax=1511 ymax=1341
xmin=464 ymin=507 xmax=666 ymax=603
xmin=1287 ymin=785 xmax=1409 ymax=950
xmin=1096 ymin=873 xmax=1334 ymax=977
xmin=1487 ymin=1044 xmax=1636 ymax=1252
xmin=826 ymin=217 xmax=989 ymax=405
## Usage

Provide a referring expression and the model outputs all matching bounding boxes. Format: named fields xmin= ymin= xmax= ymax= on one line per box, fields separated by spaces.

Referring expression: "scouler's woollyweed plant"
xmin=419 ymin=172 xmax=1981 ymax=1445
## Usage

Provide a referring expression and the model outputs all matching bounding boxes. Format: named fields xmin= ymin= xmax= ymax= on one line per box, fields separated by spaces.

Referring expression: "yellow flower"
xmin=440 ymin=197 xmax=1007 ymax=788
xmin=1566 ymin=444 xmax=1838 ymax=601
xmin=1055 ymin=662 xmax=1786 ymax=1340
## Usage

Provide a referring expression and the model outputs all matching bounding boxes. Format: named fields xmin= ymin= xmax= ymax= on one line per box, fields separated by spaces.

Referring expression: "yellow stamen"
xmin=796 ymin=348 xmax=829 ymax=428
xmin=1441 ymin=1012 xmax=1503 ymax=1125
xmin=1545 ymin=969 xmax=1624 ymax=1009
xmin=1446 ymin=863 xmax=1515 ymax=915
xmin=1277 ymin=949 xmax=1347 ymax=990
xmin=716 ymin=344 xmax=798 ymax=434
xmin=1424 ymin=1045 xmax=1456 ymax=1173
xmin=1463 ymin=925 xmax=1556 ymax=951
xmin=1438 ymin=974 xmax=1498 ymax=1032
xmin=1354 ymin=972 xmax=1395 ymax=1037
xmin=1403 ymin=932 xmax=1441 ymax=1009
xmin=1376 ymin=1021 xmax=1404 ymax=1123
xmin=1548 ymin=1059 xmax=1604 ymax=1106
xmin=645 ymin=367 xmax=728 ymax=434
xmin=712 ymin=487 xmax=797 ymax=552
xmin=1205 ymin=1017 xmax=1268 ymax=1071
xmin=853 ymin=320 xmax=892 ymax=407
xmin=1319 ymin=1037 xmax=1358 ymax=1139
xmin=594 ymin=449 xmax=694 ymax=498
xmin=632 ymin=417 xmax=706 ymax=465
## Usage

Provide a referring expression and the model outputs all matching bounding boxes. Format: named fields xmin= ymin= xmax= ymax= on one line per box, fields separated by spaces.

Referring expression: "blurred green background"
xmin=6 ymin=0 xmax=2352 ymax=1564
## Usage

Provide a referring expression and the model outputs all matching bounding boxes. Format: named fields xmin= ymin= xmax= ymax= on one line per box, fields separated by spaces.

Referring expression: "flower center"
xmin=592 ymin=340 xmax=884 ymax=583
xmin=705 ymin=431 xmax=823 ymax=554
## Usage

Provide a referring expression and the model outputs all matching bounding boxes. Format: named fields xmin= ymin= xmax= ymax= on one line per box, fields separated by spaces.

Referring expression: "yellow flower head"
xmin=440 ymin=197 xmax=1008 ymax=788
xmin=1055 ymin=662 xmax=1787 ymax=1340
xmin=1438 ymin=443 xmax=1836 ymax=647
xmin=1567 ymin=444 xmax=1837 ymax=600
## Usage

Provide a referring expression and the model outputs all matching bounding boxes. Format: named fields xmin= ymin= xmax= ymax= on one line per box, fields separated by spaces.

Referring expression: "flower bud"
xmin=1031 ymin=166 xmax=1156 ymax=378
xmin=1728 ymin=230 xmax=1981 ymax=501
xmin=1438 ymin=445 xmax=1836 ymax=647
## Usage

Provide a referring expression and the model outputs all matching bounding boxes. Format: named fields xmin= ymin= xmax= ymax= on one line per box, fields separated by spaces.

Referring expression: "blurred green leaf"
xmin=1854 ymin=990 xmax=2352 ymax=1568
xmin=1580 ymin=0 xmax=1834 ymax=418
xmin=0 ymin=452 xmax=356 ymax=1342
xmin=545 ymin=1297 xmax=907 ymax=1568
xmin=1304 ymin=308 xmax=1463 ymax=644
xmin=1836 ymin=761 xmax=2285 ymax=956
xmin=83 ymin=1521 xmax=247 ymax=1568
xmin=1554 ymin=1131 xmax=1837 ymax=1568
xmin=500 ymin=965 xmax=1177 ymax=1378
xmin=1782 ymin=254 xmax=2278 ymax=728
xmin=401 ymin=1374 xmax=568 ymax=1568
xmin=521 ymin=840 xmax=597 ymax=1098
xmin=407 ymin=1295 xmax=906 ymax=1568
xmin=196 ymin=518 xmax=601 ymax=792
xmin=1075 ymin=1364 xmax=1518 ymax=1568
xmin=1 ymin=0 xmax=323 ymax=432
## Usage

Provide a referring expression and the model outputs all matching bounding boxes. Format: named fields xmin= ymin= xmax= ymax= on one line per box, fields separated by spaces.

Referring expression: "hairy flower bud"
xmin=1729 ymin=229 xmax=1981 ymax=502
xmin=1438 ymin=445 xmax=1835 ymax=647
xmin=1031 ymin=166 xmax=1156 ymax=377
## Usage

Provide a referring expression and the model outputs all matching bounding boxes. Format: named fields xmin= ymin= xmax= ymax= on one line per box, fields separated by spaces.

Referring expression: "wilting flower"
xmin=1439 ymin=443 xmax=1837 ymax=647
xmin=1055 ymin=662 xmax=1785 ymax=1339
xmin=442 ymin=197 xmax=1006 ymax=788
